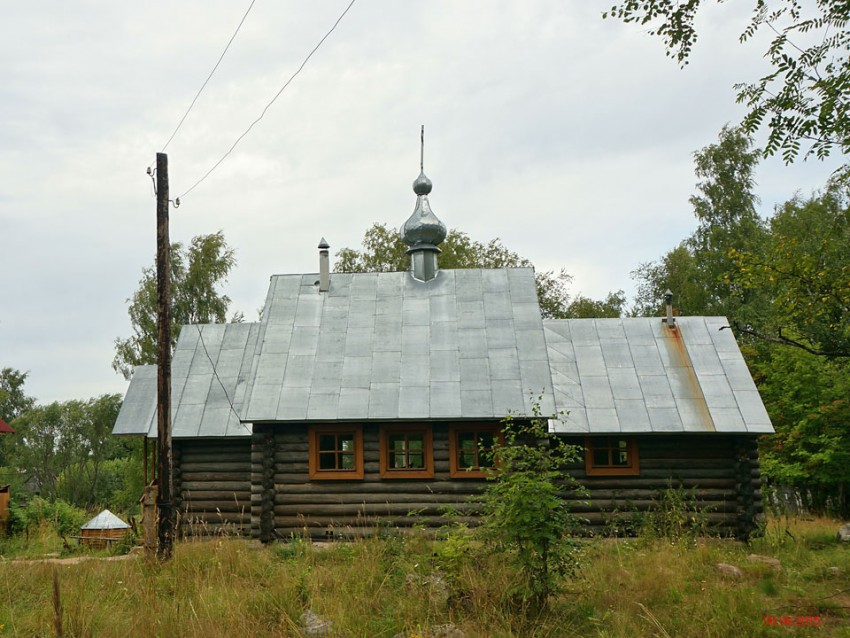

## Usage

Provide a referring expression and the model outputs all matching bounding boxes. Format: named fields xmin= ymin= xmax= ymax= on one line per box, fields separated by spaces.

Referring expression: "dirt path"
xmin=7 ymin=553 xmax=138 ymax=566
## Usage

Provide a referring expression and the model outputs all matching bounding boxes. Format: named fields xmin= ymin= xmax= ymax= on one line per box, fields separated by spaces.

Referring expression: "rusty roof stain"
xmin=544 ymin=316 xmax=772 ymax=435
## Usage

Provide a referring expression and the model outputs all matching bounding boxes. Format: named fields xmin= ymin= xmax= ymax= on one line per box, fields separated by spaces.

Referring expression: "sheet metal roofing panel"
xmin=545 ymin=317 xmax=773 ymax=435
xmin=112 ymin=365 xmax=157 ymax=436
xmin=111 ymin=322 xmax=259 ymax=439
xmin=175 ymin=323 xmax=256 ymax=438
xmin=81 ymin=509 xmax=130 ymax=530
xmin=114 ymin=271 xmax=771 ymax=439
xmin=245 ymin=268 xmax=555 ymax=421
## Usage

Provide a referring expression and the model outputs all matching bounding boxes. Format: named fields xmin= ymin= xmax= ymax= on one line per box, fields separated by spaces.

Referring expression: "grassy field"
xmin=0 ymin=516 xmax=848 ymax=637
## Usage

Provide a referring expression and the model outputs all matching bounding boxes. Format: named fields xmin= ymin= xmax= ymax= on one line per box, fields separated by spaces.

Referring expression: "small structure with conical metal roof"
xmin=401 ymin=126 xmax=446 ymax=281
xmin=79 ymin=509 xmax=131 ymax=549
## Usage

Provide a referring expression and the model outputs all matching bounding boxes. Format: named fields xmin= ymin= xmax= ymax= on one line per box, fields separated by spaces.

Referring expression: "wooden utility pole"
xmin=156 ymin=152 xmax=175 ymax=559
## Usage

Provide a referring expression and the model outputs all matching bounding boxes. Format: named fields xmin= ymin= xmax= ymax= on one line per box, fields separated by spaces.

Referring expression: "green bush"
xmin=9 ymin=496 xmax=88 ymax=537
xmin=478 ymin=400 xmax=585 ymax=610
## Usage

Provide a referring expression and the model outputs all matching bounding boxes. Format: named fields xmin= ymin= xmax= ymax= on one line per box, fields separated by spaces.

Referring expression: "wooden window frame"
xmin=584 ymin=436 xmax=640 ymax=476
xmin=379 ymin=424 xmax=434 ymax=479
xmin=449 ymin=423 xmax=502 ymax=479
xmin=308 ymin=424 xmax=364 ymax=480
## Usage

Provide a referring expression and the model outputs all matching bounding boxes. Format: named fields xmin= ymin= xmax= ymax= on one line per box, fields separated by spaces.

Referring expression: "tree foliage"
xmin=567 ymin=291 xmax=628 ymax=319
xmin=1 ymin=394 xmax=133 ymax=508
xmin=605 ymin=1 xmax=850 ymax=163
xmin=747 ymin=344 xmax=850 ymax=512
xmin=733 ymin=180 xmax=850 ymax=357
xmin=632 ymin=243 xmax=704 ymax=316
xmin=632 ymin=126 xmax=768 ymax=321
xmin=336 ymin=223 xmax=624 ymax=319
xmin=113 ymin=231 xmax=238 ymax=379
xmin=0 ymin=367 xmax=35 ymax=466
xmin=0 ymin=367 xmax=35 ymax=424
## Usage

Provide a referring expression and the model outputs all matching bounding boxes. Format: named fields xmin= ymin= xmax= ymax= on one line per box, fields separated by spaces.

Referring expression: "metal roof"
xmin=111 ymin=365 xmax=156 ymax=436
xmin=0 ymin=419 xmax=13 ymax=434
xmin=112 ymin=322 xmax=259 ymax=438
xmin=81 ymin=509 xmax=130 ymax=530
xmin=245 ymin=268 xmax=555 ymax=422
xmin=111 ymin=268 xmax=773 ymax=439
xmin=544 ymin=317 xmax=773 ymax=435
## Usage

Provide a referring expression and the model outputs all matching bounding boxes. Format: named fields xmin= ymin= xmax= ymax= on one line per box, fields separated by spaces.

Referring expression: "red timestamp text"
xmin=763 ymin=615 xmax=821 ymax=627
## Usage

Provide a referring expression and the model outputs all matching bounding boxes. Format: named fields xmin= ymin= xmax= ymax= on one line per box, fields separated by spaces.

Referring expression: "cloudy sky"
xmin=0 ymin=1 xmax=842 ymax=405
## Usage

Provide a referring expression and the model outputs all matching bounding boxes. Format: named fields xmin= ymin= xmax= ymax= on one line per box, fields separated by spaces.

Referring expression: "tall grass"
xmin=0 ymin=516 xmax=847 ymax=637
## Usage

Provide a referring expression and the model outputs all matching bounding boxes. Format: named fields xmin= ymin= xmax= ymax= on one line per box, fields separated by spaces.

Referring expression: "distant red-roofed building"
xmin=0 ymin=419 xmax=14 ymax=434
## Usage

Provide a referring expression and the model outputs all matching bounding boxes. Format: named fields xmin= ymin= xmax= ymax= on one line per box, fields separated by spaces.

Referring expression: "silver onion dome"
xmin=401 ymin=169 xmax=446 ymax=248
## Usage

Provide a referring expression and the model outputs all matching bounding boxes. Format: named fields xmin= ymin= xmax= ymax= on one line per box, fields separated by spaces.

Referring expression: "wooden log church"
xmin=113 ymin=159 xmax=772 ymax=541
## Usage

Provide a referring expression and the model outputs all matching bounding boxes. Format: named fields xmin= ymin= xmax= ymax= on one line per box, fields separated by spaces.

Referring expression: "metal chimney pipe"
xmin=318 ymin=238 xmax=330 ymax=292
xmin=664 ymin=289 xmax=675 ymax=327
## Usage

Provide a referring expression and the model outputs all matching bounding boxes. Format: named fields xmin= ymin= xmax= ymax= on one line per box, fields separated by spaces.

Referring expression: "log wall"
xmin=252 ymin=423 xmax=486 ymax=541
xmin=175 ymin=428 xmax=763 ymax=541
xmin=561 ymin=434 xmax=763 ymax=538
xmin=173 ymin=438 xmax=251 ymax=537
xmin=79 ymin=527 xmax=128 ymax=549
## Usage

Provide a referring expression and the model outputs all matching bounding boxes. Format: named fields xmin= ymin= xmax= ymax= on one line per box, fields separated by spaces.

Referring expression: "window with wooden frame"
xmin=379 ymin=424 xmax=434 ymax=479
xmin=308 ymin=425 xmax=364 ymax=480
xmin=449 ymin=424 xmax=502 ymax=478
xmin=584 ymin=436 xmax=639 ymax=476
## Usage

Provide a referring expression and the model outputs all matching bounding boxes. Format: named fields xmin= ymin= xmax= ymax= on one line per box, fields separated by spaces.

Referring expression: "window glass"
xmin=380 ymin=427 xmax=433 ymax=478
xmin=318 ymin=434 xmax=335 ymax=451
xmin=316 ymin=434 xmax=357 ymax=471
xmin=310 ymin=427 xmax=364 ymax=479
xmin=458 ymin=432 xmax=477 ymax=469
xmin=386 ymin=432 xmax=426 ymax=469
xmin=451 ymin=426 xmax=501 ymax=476
xmin=585 ymin=436 xmax=638 ymax=476
xmin=593 ymin=449 xmax=610 ymax=467
xmin=478 ymin=432 xmax=496 ymax=468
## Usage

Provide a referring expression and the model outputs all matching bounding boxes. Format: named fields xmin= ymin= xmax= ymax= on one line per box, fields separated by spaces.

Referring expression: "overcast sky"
xmin=0 ymin=1 xmax=843 ymax=405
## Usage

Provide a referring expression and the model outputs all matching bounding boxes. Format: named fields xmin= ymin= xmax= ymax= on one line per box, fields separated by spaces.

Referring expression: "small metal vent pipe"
xmin=318 ymin=238 xmax=330 ymax=292
xmin=664 ymin=289 xmax=675 ymax=327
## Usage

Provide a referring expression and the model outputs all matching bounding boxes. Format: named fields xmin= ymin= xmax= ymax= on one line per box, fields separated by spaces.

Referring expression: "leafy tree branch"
xmin=605 ymin=0 xmax=850 ymax=163
xmin=113 ymin=231 xmax=239 ymax=379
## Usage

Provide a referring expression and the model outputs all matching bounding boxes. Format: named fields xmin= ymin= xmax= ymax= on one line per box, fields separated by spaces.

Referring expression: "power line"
xmin=161 ymin=0 xmax=258 ymax=153
xmin=178 ymin=0 xmax=357 ymax=200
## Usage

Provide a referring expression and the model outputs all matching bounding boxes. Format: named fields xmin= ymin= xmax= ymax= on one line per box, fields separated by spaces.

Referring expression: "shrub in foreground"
xmin=478 ymin=402 xmax=585 ymax=610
